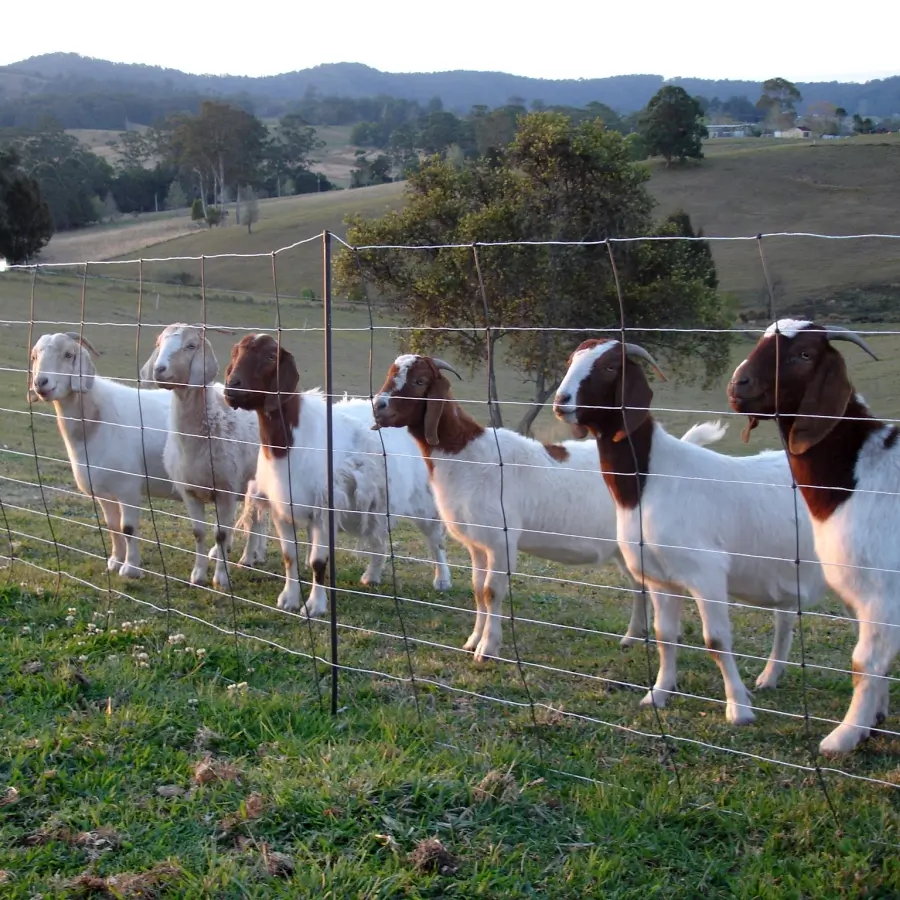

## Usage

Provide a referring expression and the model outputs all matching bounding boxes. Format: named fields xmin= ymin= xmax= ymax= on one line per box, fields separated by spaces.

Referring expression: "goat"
xmin=730 ymin=318 xmax=892 ymax=755
xmin=222 ymin=334 xmax=451 ymax=616
xmin=371 ymin=353 xmax=726 ymax=662
xmin=554 ymin=338 xmax=827 ymax=725
xmin=28 ymin=331 xmax=177 ymax=577
xmin=139 ymin=324 xmax=268 ymax=590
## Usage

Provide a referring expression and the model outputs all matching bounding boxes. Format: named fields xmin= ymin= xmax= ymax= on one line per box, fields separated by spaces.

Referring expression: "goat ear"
xmin=71 ymin=347 xmax=96 ymax=394
xmin=789 ymin=348 xmax=852 ymax=455
xmin=189 ymin=343 xmax=219 ymax=386
xmin=139 ymin=348 xmax=158 ymax=385
xmin=424 ymin=374 xmax=451 ymax=446
xmin=612 ymin=362 xmax=653 ymax=443
xmin=264 ymin=349 xmax=300 ymax=412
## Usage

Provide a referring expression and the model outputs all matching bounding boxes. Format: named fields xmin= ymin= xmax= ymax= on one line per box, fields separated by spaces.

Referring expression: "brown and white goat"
xmin=222 ymin=335 xmax=450 ymax=616
xmin=372 ymin=353 xmax=725 ymax=662
xmin=554 ymin=338 xmax=825 ymax=725
xmin=730 ymin=318 xmax=896 ymax=755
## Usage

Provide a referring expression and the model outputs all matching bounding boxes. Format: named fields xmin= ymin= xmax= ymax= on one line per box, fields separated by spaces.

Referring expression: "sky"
xmin=2 ymin=0 xmax=898 ymax=84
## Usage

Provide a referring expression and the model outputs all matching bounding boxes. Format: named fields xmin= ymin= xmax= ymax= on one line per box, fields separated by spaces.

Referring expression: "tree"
xmin=337 ymin=112 xmax=732 ymax=434
xmin=262 ymin=113 xmax=325 ymax=196
xmin=0 ymin=146 xmax=54 ymax=264
xmin=164 ymin=179 xmax=188 ymax=211
xmin=190 ymin=197 xmax=205 ymax=221
xmin=349 ymin=151 xmax=392 ymax=188
xmin=640 ymin=86 xmax=708 ymax=165
xmin=238 ymin=185 xmax=259 ymax=233
xmin=756 ymin=77 xmax=802 ymax=130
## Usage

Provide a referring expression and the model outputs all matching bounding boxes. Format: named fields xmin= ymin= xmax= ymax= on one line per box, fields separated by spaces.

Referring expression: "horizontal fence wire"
xmin=3 ymin=230 xmax=900 ymax=846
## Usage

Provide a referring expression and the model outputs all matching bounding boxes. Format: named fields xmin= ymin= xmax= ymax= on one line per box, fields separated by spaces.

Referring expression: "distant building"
xmin=774 ymin=126 xmax=812 ymax=139
xmin=706 ymin=123 xmax=753 ymax=138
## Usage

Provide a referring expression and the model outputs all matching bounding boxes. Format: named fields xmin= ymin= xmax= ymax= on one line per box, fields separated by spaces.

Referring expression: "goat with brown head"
xmin=373 ymin=354 xmax=472 ymax=452
xmin=729 ymin=319 xmax=878 ymax=456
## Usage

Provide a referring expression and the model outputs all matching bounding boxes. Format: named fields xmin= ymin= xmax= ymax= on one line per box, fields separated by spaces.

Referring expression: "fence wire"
xmin=3 ymin=229 xmax=900 ymax=839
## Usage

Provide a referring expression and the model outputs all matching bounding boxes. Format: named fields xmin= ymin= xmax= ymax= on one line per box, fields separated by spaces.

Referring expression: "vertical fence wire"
xmin=25 ymin=267 xmax=63 ymax=600
xmin=355 ymin=246 xmax=422 ymax=719
xmin=133 ymin=258 xmax=173 ymax=640
xmin=472 ymin=243 xmax=544 ymax=765
xmin=271 ymin=249 xmax=325 ymax=710
xmin=756 ymin=235 xmax=841 ymax=825
xmin=199 ymin=254 xmax=246 ymax=680
xmin=607 ymin=241 xmax=684 ymax=796
xmin=75 ymin=262 xmax=117 ymax=625
xmin=323 ymin=230 xmax=340 ymax=715
xmin=0 ymin=487 xmax=14 ymax=584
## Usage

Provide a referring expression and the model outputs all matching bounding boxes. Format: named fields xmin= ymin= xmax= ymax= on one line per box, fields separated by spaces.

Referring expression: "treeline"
xmin=0 ymin=103 xmax=336 ymax=236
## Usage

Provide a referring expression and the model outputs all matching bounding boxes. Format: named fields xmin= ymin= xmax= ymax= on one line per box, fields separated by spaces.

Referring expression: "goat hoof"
xmin=360 ymin=573 xmax=382 ymax=587
xmin=276 ymin=592 xmax=301 ymax=612
xmin=726 ymin=705 xmax=756 ymax=726
xmin=118 ymin=563 xmax=143 ymax=579
xmin=107 ymin=556 xmax=124 ymax=573
xmin=640 ymin=688 xmax=672 ymax=710
xmin=819 ymin=724 xmax=866 ymax=756
xmin=433 ymin=578 xmax=452 ymax=592
xmin=754 ymin=673 xmax=779 ymax=691
xmin=619 ymin=634 xmax=644 ymax=648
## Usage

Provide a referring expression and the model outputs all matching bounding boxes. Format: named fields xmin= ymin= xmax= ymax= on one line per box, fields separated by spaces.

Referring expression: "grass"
xmin=2 ymin=267 xmax=900 ymax=894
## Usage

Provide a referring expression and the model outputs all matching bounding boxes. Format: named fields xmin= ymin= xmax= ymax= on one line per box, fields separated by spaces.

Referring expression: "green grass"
xmin=2 ymin=268 xmax=900 ymax=894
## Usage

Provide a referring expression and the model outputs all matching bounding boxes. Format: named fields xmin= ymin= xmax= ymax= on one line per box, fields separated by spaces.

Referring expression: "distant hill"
xmin=2 ymin=53 xmax=899 ymax=122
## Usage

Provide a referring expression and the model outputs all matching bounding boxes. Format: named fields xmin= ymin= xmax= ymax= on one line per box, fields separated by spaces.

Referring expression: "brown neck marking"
xmin=258 ymin=393 xmax=301 ymax=460
xmin=778 ymin=396 xmax=882 ymax=521
xmin=407 ymin=399 xmax=485 ymax=474
xmin=595 ymin=415 xmax=655 ymax=510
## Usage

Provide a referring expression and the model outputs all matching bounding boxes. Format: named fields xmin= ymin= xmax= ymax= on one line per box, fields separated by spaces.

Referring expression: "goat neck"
xmin=258 ymin=392 xmax=301 ymax=460
xmin=406 ymin=397 xmax=484 ymax=471
xmin=594 ymin=416 xmax=655 ymax=510
xmin=775 ymin=395 xmax=884 ymax=521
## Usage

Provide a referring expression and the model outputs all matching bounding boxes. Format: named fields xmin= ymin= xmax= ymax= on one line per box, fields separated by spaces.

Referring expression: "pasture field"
xmin=1 ymin=268 xmax=900 ymax=896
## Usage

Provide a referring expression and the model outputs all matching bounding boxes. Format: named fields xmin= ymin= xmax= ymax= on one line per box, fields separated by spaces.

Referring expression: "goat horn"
xmin=432 ymin=357 xmax=462 ymax=380
xmin=65 ymin=332 xmax=102 ymax=358
xmin=822 ymin=326 xmax=879 ymax=361
xmin=622 ymin=342 xmax=667 ymax=381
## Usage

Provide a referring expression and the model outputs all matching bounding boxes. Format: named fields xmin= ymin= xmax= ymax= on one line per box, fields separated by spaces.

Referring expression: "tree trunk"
xmin=515 ymin=377 xmax=559 ymax=437
xmin=195 ymin=169 xmax=208 ymax=215
xmin=486 ymin=335 xmax=503 ymax=429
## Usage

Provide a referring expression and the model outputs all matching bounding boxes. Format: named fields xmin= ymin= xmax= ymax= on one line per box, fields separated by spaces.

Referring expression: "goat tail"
xmin=680 ymin=420 xmax=728 ymax=447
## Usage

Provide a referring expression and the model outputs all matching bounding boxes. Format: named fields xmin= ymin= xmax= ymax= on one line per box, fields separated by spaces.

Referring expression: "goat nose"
xmin=227 ymin=377 xmax=241 ymax=389
xmin=35 ymin=376 xmax=49 ymax=389
xmin=154 ymin=364 xmax=166 ymax=376
xmin=374 ymin=397 xmax=387 ymax=410
xmin=556 ymin=391 xmax=571 ymax=406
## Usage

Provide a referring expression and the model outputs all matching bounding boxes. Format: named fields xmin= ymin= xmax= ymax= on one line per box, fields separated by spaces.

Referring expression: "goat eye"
xmin=64 ymin=352 xmax=73 ymax=360
xmin=415 ymin=379 xmax=425 ymax=386
xmin=799 ymin=351 xmax=811 ymax=361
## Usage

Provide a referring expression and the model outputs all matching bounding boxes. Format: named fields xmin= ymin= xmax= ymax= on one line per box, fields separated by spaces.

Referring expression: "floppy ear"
xmin=789 ymin=348 xmax=852 ymax=455
xmin=70 ymin=347 xmax=96 ymax=394
xmin=188 ymin=341 xmax=219 ymax=386
xmin=612 ymin=361 xmax=653 ymax=443
xmin=264 ymin=349 xmax=300 ymax=412
xmin=139 ymin=347 xmax=159 ymax=385
xmin=424 ymin=374 xmax=451 ymax=446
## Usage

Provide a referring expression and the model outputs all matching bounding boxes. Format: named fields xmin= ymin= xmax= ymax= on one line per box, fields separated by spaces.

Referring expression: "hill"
xmin=32 ymin=134 xmax=896 ymax=322
xmin=2 ymin=53 xmax=899 ymax=122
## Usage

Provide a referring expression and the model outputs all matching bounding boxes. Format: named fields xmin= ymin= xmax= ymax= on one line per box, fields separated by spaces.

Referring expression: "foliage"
xmin=0 ymin=145 xmax=54 ymax=263
xmin=349 ymin=151 xmax=393 ymax=188
xmin=261 ymin=113 xmax=325 ymax=198
xmin=205 ymin=207 xmax=223 ymax=228
xmin=190 ymin=197 xmax=205 ymax=221
xmin=165 ymin=179 xmax=189 ymax=210
xmin=757 ymin=77 xmax=802 ymax=130
xmin=2 ymin=120 xmax=114 ymax=229
xmin=623 ymin=131 xmax=648 ymax=161
xmin=852 ymin=113 xmax=877 ymax=134
xmin=338 ymin=111 xmax=731 ymax=433
xmin=703 ymin=94 xmax=762 ymax=124
xmin=238 ymin=186 xmax=260 ymax=233
xmin=640 ymin=86 xmax=708 ymax=165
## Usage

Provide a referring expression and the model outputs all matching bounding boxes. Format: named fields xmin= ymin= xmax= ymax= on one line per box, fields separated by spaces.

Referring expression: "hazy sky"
xmin=2 ymin=0 xmax=897 ymax=83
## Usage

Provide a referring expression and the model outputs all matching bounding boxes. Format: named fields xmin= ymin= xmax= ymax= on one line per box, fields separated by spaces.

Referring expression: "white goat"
xmin=223 ymin=334 xmax=452 ymax=617
xmin=28 ymin=331 xmax=177 ymax=577
xmin=139 ymin=324 xmax=268 ymax=590
xmin=730 ymin=319 xmax=895 ymax=755
xmin=554 ymin=338 xmax=827 ymax=726
xmin=372 ymin=354 xmax=726 ymax=663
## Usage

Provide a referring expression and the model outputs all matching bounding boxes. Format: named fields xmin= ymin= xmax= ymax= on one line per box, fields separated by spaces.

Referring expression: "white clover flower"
xmin=67 ymin=607 xmax=77 ymax=615
xmin=167 ymin=634 xmax=186 ymax=645
xmin=20 ymin=626 xmax=31 ymax=635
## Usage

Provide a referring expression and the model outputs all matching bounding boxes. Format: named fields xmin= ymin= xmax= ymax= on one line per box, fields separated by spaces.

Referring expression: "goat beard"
xmin=570 ymin=423 xmax=590 ymax=440
xmin=741 ymin=416 xmax=759 ymax=444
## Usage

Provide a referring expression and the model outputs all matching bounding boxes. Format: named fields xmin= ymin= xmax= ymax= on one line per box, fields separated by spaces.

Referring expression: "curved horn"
xmin=432 ymin=357 xmax=462 ymax=380
xmin=65 ymin=332 xmax=101 ymax=358
xmin=823 ymin=326 xmax=879 ymax=362
xmin=623 ymin=342 xmax=667 ymax=382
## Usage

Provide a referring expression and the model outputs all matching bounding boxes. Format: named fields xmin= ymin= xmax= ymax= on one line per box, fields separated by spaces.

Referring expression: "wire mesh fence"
xmin=3 ymin=229 xmax=900 ymax=837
